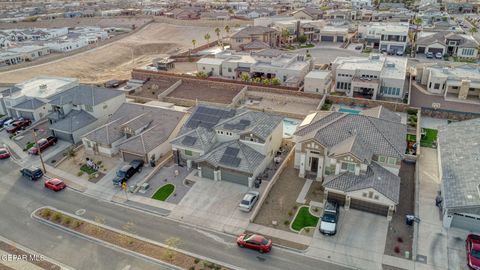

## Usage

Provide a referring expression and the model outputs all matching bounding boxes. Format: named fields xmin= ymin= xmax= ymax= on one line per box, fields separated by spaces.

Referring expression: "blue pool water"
xmin=338 ymin=108 xmax=361 ymax=114
xmin=283 ymin=118 xmax=300 ymax=137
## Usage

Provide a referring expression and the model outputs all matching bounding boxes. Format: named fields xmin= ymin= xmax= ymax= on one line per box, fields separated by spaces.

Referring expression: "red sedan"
xmin=6 ymin=119 xmax=31 ymax=134
xmin=44 ymin=178 xmax=66 ymax=192
xmin=237 ymin=233 xmax=272 ymax=253
xmin=0 ymin=147 xmax=10 ymax=159
xmin=467 ymin=234 xmax=480 ymax=270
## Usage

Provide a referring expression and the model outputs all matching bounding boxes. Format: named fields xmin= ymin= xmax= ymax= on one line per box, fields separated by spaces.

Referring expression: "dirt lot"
xmin=253 ymin=157 xmax=306 ymax=232
xmin=384 ymin=161 xmax=415 ymax=258
xmin=0 ymin=17 xmax=152 ymax=30
xmin=0 ymin=23 xmax=215 ymax=84
xmin=167 ymin=79 xmax=243 ymax=104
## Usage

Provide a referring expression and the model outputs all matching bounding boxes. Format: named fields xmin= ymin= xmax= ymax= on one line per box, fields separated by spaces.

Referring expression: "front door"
xmin=311 ymin=157 xmax=319 ymax=172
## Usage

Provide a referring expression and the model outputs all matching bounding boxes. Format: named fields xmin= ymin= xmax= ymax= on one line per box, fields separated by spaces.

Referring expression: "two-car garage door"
xmin=201 ymin=167 xmax=249 ymax=186
xmin=350 ymin=198 xmax=389 ymax=216
xmin=451 ymin=213 xmax=480 ymax=232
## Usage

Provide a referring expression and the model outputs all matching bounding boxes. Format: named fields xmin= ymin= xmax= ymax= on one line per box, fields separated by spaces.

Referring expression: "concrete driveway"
xmin=169 ymin=176 xmax=253 ymax=234
xmin=307 ymin=209 xmax=389 ymax=270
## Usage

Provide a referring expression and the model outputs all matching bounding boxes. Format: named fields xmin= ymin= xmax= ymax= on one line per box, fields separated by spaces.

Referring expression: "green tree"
xmin=191 ymin=39 xmax=196 ymax=49
xmin=297 ymin=35 xmax=308 ymax=44
xmin=414 ymin=17 xmax=422 ymax=25
xmin=281 ymin=28 xmax=290 ymax=45
xmin=470 ymin=27 xmax=478 ymax=34
xmin=204 ymin=33 xmax=211 ymax=45
xmin=262 ymin=78 xmax=271 ymax=85
xmin=214 ymin=27 xmax=221 ymax=41
xmin=224 ymin=25 xmax=230 ymax=36
xmin=271 ymin=78 xmax=281 ymax=85
xmin=240 ymin=73 xmax=250 ymax=82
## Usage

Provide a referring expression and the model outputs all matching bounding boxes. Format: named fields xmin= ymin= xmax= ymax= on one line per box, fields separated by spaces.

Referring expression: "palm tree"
xmin=214 ymin=27 xmax=222 ymax=49
xmin=204 ymin=33 xmax=211 ymax=46
xmin=281 ymin=28 xmax=290 ymax=45
xmin=414 ymin=17 xmax=422 ymax=26
xmin=191 ymin=39 xmax=196 ymax=49
xmin=224 ymin=25 xmax=230 ymax=36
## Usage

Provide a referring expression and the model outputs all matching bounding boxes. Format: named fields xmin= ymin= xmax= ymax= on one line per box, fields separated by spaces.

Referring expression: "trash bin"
xmin=254 ymin=178 xmax=261 ymax=189
xmin=406 ymin=215 xmax=415 ymax=226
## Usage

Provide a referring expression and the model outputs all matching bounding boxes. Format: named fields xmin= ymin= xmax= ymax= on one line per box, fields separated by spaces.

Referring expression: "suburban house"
xmin=230 ymin=26 xmax=280 ymax=51
xmin=414 ymin=63 xmax=480 ymax=102
xmin=351 ymin=0 xmax=372 ymax=9
xmin=170 ymin=105 xmax=283 ymax=188
xmin=416 ymin=32 xmax=479 ymax=59
xmin=47 ymin=84 xmax=125 ymax=143
xmin=304 ymin=70 xmax=332 ymax=94
xmin=444 ymin=1 xmax=474 ymax=13
xmin=293 ymin=106 xmax=407 ymax=218
xmin=82 ymin=102 xmax=187 ymax=162
xmin=357 ymin=22 xmax=409 ymax=54
xmin=164 ymin=8 xmax=201 ymax=19
xmin=438 ymin=118 xmax=480 ymax=231
xmin=331 ymin=54 xmax=407 ymax=100
xmin=196 ymin=49 xmax=313 ymax=87
xmin=290 ymin=7 xmax=323 ymax=20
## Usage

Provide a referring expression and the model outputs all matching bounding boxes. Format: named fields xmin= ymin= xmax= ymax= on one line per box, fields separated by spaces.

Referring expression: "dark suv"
xmin=112 ymin=160 xmax=144 ymax=186
xmin=320 ymin=200 xmax=339 ymax=235
xmin=20 ymin=167 xmax=44 ymax=180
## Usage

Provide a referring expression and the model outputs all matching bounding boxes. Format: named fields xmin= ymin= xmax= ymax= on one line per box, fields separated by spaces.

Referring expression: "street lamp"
xmin=32 ymin=128 xmax=46 ymax=173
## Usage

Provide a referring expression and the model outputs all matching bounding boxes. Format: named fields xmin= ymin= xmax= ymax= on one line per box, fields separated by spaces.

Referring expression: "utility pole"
xmin=32 ymin=129 xmax=46 ymax=173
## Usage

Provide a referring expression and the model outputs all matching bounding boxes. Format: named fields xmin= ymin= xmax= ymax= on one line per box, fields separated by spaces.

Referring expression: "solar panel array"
xmin=186 ymin=106 xmax=236 ymax=129
xmin=224 ymin=119 xmax=251 ymax=131
xmin=220 ymin=146 xmax=241 ymax=167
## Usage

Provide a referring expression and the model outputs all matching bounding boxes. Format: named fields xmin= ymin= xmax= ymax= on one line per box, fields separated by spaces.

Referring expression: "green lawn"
xmin=291 ymin=206 xmax=319 ymax=232
xmin=24 ymin=142 xmax=35 ymax=151
xmin=299 ymin=43 xmax=315 ymax=48
xmin=406 ymin=134 xmax=416 ymax=142
xmin=151 ymin=184 xmax=175 ymax=201
xmin=420 ymin=128 xmax=438 ymax=148
xmin=80 ymin=164 xmax=97 ymax=175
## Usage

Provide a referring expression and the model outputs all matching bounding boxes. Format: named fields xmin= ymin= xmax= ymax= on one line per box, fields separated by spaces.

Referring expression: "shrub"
xmin=52 ymin=212 xmax=62 ymax=222
xmin=41 ymin=208 xmax=52 ymax=218
xmin=72 ymin=220 xmax=82 ymax=228
xmin=397 ymin=237 xmax=404 ymax=243
xmin=97 ymin=161 xmax=103 ymax=165
xmin=304 ymin=228 xmax=310 ymax=233
xmin=189 ymin=267 xmax=195 ymax=270
xmin=284 ymin=220 xmax=290 ymax=225
xmin=288 ymin=210 xmax=293 ymax=216
xmin=214 ymin=265 xmax=221 ymax=270
xmin=313 ymin=207 xmax=319 ymax=212
xmin=394 ymin=246 xmax=401 ymax=253
xmin=293 ymin=205 xmax=298 ymax=210
xmin=63 ymin=216 xmax=72 ymax=226
xmin=194 ymin=258 xmax=200 ymax=264
xmin=77 ymin=171 xmax=84 ymax=176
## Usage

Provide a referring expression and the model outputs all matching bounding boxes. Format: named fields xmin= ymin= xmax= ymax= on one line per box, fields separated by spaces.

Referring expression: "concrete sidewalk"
xmin=247 ymin=223 xmax=312 ymax=246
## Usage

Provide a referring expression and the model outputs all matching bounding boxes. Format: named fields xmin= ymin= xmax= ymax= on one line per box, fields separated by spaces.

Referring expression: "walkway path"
xmin=296 ymin=179 xmax=313 ymax=204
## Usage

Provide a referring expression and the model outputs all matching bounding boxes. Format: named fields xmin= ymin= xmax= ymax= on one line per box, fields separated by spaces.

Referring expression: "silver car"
xmin=239 ymin=191 xmax=259 ymax=212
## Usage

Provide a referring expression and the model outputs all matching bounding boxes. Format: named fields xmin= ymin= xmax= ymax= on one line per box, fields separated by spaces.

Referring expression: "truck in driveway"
xmin=112 ymin=160 xmax=144 ymax=186
xmin=28 ymin=136 xmax=58 ymax=155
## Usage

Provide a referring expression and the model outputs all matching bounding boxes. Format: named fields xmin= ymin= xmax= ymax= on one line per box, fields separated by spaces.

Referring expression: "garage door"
xmin=336 ymin=36 xmax=344 ymax=42
xmin=390 ymin=45 xmax=404 ymax=52
xmin=202 ymin=167 xmax=214 ymax=180
xmin=427 ymin=47 xmax=444 ymax=54
xmin=417 ymin=46 xmax=426 ymax=53
xmin=52 ymin=130 xmax=74 ymax=143
xmin=221 ymin=170 xmax=249 ymax=186
xmin=350 ymin=199 xmax=389 ymax=216
xmin=327 ymin=192 xmax=346 ymax=206
xmin=122 ymin=151 xmax=145 ymax=162
xmin=18 ymin=111 xmax=34 ymax=120
xmin=321 ymin=36 xmax=334 ymax=42
xmin=451 ymin=213 xmax=480 ymax=232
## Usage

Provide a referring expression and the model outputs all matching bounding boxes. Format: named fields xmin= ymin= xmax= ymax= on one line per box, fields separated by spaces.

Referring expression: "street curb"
xmin=108 ymin=199 xmax=171 ymax=217
xmin=32 ymin=206 xmax=245 ymax=270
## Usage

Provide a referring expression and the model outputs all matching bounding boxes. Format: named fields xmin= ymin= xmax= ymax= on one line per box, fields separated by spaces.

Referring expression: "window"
xmin=363 ymin=192 xmax=367 ymax=197
xmin=341 ymin=162 xmax=355 ymax=172
xmin=434 ymin=83 xmax=440 ymax=90
xmin=228 ymin=68 xmax=232 ymax=72
xmin=387 ymin=157 xmax=396 ymax=165
xmin=374 ymin=195 xmax=379 ymax=200
xmin=185 ymin=150 xmax=192 ymax=156
xmin=368 ymin=191 xmax=373 ymax=198
xmin=378 ymin=156 xmax=386 ymax=163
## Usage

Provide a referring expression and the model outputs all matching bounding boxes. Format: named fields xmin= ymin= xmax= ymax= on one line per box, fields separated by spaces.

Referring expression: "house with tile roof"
xmin=82 ymin=102 xmax=187 ymax=163
xmin=170 ymin=105 xmax=283 ymax=187
xmin=293 ymin=106 xmax=406 ymax=218
xmin=231 ymin=26 xmax=280 ymax=51
xmin=416 ymin=31 xmax=479 ymax=59
xmin=438 ymin=118 xmax=480 ymax=231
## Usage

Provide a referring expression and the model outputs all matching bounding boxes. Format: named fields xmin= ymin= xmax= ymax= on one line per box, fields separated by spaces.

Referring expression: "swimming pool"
xmin=338 ymin=108 xmax=361 ymax=114
xmin=283 ymin=118 xmax=300 ymax=137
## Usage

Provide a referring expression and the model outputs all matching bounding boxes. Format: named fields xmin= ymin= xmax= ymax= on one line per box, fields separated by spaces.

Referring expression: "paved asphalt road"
xmin=0 ymin=158 xmax=353 ymax=270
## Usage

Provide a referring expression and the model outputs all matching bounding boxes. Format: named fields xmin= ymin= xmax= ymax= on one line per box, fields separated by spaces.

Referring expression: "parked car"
xmin=6 ymin=118 xmax=31 ymax=133
xmin=44 ymin=178 xmax=66 ymax=191
xmin=28 ymin=136 xmax=58 ymax=155
xmin=426 ymin=52 xmax=434 ymax=58
xmin=0 ymin=116 xmax=12 ymax=127
xmin=320 ymin=200 xmax=339 ymax=235
xmin=236 ymin=233 xmax=272 ymax=253
xmin=355 ymin=45 xmax=362 ymax=50
xmin=0 ymin=147 xmax=10 ymax=159
xmin=396 ymin=50 xmax=404 ymax=56
xmin=435 ymin=52 xmax=443 ymax=59
xmin=112 ymin=159 xmax=144 ymax=186
xmin=20 ymin=167 xmax=43 ymax=180
xmin=2 ymin=118 xmax=15 ymax=128
xmin=466 ymin=234 xmax=480 ymax=270
xmin=239 ymin=191 xmax=259 ymax=212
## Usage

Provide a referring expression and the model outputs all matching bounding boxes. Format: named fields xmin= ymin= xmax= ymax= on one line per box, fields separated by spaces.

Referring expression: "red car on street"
xmin=6 ymin=119 xmax=31 ymax=134
xmin=29 ymin=136 xmax=58 ymax=155
xmin=44 ymin=178 xmax=66 ymax=191
xmin=237 ymin=233 xmax=272 ymax=253
xmin=467 ymin=234 xmax=480 ymax=270
xmin=0 ymin=147 xmax=10 ymax=159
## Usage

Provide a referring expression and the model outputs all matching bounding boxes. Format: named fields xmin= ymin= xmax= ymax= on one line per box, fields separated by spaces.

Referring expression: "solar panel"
xmin=224 ymin=147 xmax=239 ymax=157
xmin=182 ymin=136 xmax=197 ymax=146
xmin=220 ymin=155 xmax=241 ymax=167
xmin=239 ymin=119 xmax=250 ymax=125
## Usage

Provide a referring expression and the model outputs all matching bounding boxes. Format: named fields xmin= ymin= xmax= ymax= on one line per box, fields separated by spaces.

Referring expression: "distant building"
xmin=231 ymin=26 xmax=280 ymax=51
xmin=304 ymin=70 xmax=332 ymax=94
xmin=357 ymin=22 xmax=409 ymax=54
xmin=416 ymin=32 xmax=479 ymax=59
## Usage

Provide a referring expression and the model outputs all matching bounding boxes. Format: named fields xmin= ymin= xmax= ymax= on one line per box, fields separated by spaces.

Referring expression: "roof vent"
xmin=38 ymin=84 xmax=47 ymax=92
